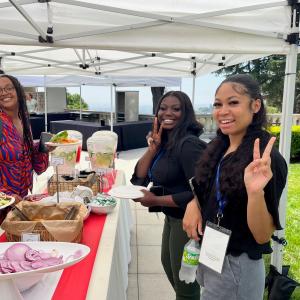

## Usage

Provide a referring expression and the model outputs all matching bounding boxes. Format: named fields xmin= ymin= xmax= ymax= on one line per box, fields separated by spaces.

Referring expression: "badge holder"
xmin=198 ymin=159 xmax=232 ymax=274
xmin=199 ymin=221 xmax=231 ymax=274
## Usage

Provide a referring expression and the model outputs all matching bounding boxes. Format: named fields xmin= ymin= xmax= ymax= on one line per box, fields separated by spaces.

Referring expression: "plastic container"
xmin=179 ymin=239 xmax=200 ymax=284
xmin=87 ymin=133 xmax=117 ymax=172
xmin=92 ymin=130 xmax=118 ymax=151
xmin=51 ymin=130 xmax=82 ymax=175
xmin=67 ymin=130 xmax=83 ymax=163
xmin=51 ymin=143 xmax=80 ymax=175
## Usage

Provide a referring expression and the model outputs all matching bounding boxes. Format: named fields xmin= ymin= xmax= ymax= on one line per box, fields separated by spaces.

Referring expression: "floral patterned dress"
xmin=0 ymin=112 xmax=49 ymax=197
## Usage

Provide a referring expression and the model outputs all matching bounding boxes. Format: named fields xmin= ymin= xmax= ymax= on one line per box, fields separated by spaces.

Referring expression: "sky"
xmin=67 ymin=73 xmax=225 ymax=114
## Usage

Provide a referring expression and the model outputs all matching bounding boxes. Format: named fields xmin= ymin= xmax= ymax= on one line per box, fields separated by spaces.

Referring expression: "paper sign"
xmin=22 ymin=233 xmax=40 ymax=242
xmin=96 ymin=168 xmax=113 ymax=174
xmin=51 ymin=156 xmax=64 ymax=166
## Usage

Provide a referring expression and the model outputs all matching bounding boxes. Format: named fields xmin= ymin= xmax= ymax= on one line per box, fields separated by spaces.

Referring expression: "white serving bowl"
xmin=0 ymin=242 xmax=90 ymax=295
xmin=88 ymin=202 xmax=116 ymax=215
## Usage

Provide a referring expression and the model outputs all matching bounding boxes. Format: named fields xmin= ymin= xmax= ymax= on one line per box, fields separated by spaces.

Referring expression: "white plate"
xmin=0 ymin=242 xmax=90 ymax=281
xmin=0 ymin=197 xmax=15 ymax=210
xmin=45 ymin=141 xmax=80 ymax=147
xmin=108 ymin=185 xmax=146 ymax=199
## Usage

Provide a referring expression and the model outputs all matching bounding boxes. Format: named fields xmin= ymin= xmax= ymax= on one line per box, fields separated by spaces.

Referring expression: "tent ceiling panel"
xmin=15 ymin=75 xmax=181 ymax=87
xmin=0 ymin=45 xmax=266 ymax=77
xmin=0 ymin=0 xmax=291 ymax=54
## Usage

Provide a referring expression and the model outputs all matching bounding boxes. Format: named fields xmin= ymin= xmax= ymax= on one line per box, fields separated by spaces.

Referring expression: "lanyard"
xmin=148 ymin=148 xmax=165 ymax=184
xmin=215 ymin=159 xmax=227 ymax=226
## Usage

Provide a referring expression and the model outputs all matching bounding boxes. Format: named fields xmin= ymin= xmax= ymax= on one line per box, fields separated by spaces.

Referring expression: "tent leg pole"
xmin=110 ymin=85 xmax=115 ymax=131
xmin=192 ymin=75 xmax=196 ymax=106
xmin=79 ymin=85 xmax=82 ymax=120
xmin=44 ymin=75 xmax=48 ymax=132
xmin=271 ymin=44 xmax=298 ymax=273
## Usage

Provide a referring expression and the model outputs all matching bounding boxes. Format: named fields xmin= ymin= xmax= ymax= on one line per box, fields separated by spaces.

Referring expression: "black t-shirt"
xmin=131 ymin=135 xmax=207 ymax=219
xmin=195 ymin=147 xmax=287 ymax=260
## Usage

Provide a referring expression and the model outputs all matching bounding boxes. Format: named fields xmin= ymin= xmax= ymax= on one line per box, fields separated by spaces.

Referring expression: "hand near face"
xmin=147 ymin=117 xmax=163 ymax=153
xmin=244 ymin=137 xmax=276 ymax=194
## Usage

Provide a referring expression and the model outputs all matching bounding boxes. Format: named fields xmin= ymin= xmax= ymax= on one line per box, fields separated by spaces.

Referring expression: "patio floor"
xmin=115 ymin=148 xmax=175 ymax=300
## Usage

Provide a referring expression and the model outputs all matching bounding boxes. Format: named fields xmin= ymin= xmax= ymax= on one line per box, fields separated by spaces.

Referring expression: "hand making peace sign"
xmin=244 ymin=137 xmax=276 ymax=194
xmin=147 ymin=117 xmax=163 ymax=153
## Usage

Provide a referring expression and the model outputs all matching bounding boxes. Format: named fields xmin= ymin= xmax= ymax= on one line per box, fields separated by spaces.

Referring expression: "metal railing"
xmin=65 ymin=110 xmax=300 ymax=133
xmin=139 ymin=113 xmax=300 ymax=134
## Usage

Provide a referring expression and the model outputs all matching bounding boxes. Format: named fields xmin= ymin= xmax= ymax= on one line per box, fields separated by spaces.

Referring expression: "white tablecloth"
xmin=86 ymin=170 xmax=133 ymax=300
xmin=1 ymin=170 xmax=133 ymax=300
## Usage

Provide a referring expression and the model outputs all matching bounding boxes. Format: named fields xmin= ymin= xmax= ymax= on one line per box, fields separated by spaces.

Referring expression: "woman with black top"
xmin=131 ymin=91 xmax=206 ymax=300
xmin=183 ymin=74 xmax=287 ymax=299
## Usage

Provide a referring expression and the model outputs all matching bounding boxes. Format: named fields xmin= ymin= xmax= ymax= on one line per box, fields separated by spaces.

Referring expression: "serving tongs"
xmin=12 ymin=206 xmax=31 ymax=221
xmin=64 ymin=206 xmax=79 ymax=220
xmin=83 ymin=197 xmax=91 ymax=205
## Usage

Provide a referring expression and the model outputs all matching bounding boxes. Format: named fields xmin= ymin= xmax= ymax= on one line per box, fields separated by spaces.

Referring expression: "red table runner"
xmin=0 ymin=213 xmax=107 ymax=300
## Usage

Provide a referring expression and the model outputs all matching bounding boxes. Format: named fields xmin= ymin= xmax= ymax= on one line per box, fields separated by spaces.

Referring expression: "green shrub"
xmin=267 ymin=106 xmax=280 ymax=113
xmin=268 ymin=125 xmax=300 ymax=161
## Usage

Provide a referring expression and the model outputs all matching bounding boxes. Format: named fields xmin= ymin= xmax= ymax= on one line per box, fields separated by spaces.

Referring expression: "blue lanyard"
xmin=215 ymin=159 xmax=227 ymax=226
xmin=148 ymin=148 xmax=165 ymax=184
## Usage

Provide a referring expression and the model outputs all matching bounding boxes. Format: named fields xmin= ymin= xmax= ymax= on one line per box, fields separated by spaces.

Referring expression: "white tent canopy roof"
xmin=15 ymin=74 xmax=181 ymax=87
xmin=0 ymin=0 xmax=294 ymax=77
xmin=0 ymin=0 xmax=291 ymax=53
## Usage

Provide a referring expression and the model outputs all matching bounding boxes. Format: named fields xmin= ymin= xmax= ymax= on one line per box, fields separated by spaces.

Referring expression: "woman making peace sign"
xmin=131 ymin=91 xmax=206 ymax=300
xmin=183 ymin=74 xmax=288 ymax=299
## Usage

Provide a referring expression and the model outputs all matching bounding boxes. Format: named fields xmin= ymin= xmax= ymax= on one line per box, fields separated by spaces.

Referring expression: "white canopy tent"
xmin=0 ymin=0 xmax=299 ymax=273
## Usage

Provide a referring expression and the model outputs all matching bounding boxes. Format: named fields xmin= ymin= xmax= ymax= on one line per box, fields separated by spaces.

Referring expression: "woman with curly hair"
xmin=131 ymin=91 xmax=206 ymax=300
xmin=183 ymin=74 xmax=287 ymax=299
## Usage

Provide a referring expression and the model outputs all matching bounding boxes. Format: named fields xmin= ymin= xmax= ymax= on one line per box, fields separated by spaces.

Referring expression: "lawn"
xmin=264 ymin=163 xmax=300 ymax=299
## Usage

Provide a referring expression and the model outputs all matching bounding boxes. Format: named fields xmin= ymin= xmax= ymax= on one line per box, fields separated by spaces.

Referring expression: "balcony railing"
xmin=139 ymin=113 xmax=300 ymax=134
xmin=65 ymin=110 xmax=300 ymax=135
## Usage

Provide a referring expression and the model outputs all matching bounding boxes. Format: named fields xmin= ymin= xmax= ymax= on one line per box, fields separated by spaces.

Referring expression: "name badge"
xmin=199 ymin=221 xmax=231 ymax=274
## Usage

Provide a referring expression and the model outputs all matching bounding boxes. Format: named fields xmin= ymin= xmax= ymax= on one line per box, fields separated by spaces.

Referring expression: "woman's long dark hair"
xmin=155 ymin=90 xmax=203 ymax=151
xmin=0 ymin=74 xmax=34 ymax=153
xmin=195 ymin=74 xmax=270 ymax=199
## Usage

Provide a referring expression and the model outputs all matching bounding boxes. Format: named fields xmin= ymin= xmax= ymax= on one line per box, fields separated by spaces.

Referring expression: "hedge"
xmin=268 ymin=125 xmax=300 ymax=161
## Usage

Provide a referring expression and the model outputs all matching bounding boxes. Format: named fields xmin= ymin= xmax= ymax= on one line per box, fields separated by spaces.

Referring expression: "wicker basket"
xmin=2 ymin=202 xmax=85 ymax=243
xmin=5 ymin=222 xmax=83 ymax=243
xmin=48 ymin=173 xmax=100 ymax=196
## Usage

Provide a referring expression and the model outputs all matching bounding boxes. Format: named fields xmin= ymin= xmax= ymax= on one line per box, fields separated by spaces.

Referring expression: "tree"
xmin=66 ymin=93 xmax=89 ymax=110
xmin=214 ymin=55 xmax=300 ymax=113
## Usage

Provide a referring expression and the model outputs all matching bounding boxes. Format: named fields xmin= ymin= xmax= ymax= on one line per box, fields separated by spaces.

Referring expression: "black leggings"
xmin=161 ymin=215 xmax=200 ymax=300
